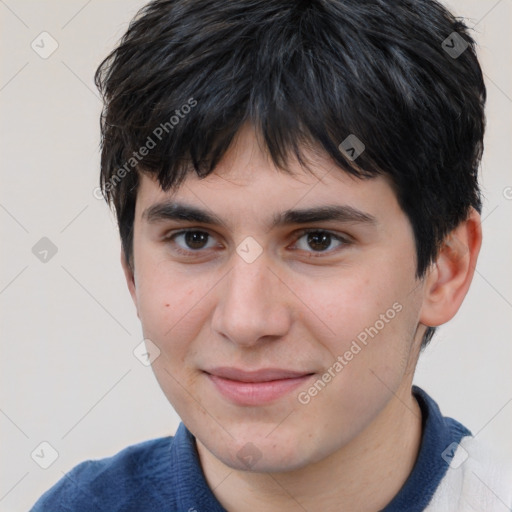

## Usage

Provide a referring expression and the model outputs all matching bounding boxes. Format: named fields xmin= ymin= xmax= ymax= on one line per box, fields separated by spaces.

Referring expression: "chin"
xmin=207 ymin=433 xmax=317 ymax=474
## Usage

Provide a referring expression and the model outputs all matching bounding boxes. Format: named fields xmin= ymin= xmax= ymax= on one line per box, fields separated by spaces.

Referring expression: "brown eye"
xmin=182 ymin=231 xmax=209 ymax=250
xmin=166 ymin=230 xmax=217 ymax=255
xmin=306 ymin=232 xmax=332 ymax=251
xmin=293 ymin=230 xmax=349 ymax=255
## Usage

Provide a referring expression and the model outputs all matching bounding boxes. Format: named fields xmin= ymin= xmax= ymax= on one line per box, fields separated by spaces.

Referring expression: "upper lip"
xmin=205 ymin=367 xmax=313 ymax=382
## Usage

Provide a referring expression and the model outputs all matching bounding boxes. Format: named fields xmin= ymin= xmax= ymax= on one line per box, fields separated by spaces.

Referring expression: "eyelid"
xmin=293 ymin=228 xmax=352 ymax=243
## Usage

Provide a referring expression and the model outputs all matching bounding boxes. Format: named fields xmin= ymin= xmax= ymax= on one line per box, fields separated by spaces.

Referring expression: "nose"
xmin=210 ymin=253 xmax=292 ymax=348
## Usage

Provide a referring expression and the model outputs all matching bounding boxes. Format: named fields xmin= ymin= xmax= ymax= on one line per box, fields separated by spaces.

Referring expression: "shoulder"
xmin=30 ymin=436 xmax=176 ymax=512
xmin=426 ymin=434 xmax=512 ymax=511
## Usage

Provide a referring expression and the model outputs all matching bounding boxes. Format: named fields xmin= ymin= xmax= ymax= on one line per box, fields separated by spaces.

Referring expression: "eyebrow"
xmin=142 ymin=200 xmax=377 ymax=230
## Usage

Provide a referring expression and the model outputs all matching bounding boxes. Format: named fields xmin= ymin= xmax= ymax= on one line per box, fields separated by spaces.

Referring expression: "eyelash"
xmin=163 ymin=228 xmax=351 ymax=258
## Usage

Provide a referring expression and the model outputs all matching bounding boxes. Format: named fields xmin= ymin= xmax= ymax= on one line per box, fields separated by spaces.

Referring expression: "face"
xmin=125 ymin=125 xmax=428 ymax=473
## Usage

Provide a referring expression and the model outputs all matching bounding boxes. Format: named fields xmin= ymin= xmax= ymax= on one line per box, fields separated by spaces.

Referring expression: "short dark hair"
xmin=95 ymin=0 xmax=486 ymax=349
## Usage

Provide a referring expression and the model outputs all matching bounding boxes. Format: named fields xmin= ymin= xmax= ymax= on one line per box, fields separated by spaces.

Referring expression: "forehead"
xmin=134 ymin=126 xmax=402 ymax=230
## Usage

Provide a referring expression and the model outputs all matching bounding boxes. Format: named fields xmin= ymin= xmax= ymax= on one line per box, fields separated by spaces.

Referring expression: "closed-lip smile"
xmin=204 ymin=367 xmax=315 ymax=405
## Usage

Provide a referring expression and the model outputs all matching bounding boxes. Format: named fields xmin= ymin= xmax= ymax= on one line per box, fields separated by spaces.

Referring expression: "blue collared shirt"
xmin=30 ymin=386 xmax=475 ymax=511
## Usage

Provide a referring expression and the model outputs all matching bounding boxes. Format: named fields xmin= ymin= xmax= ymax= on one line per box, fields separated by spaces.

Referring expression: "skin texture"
xmin=122 ymin=124 xmax=482 ymax=511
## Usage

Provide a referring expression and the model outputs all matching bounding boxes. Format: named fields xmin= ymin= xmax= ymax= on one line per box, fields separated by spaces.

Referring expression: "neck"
xmin=196 ymin=385 xmax=423 ymax=512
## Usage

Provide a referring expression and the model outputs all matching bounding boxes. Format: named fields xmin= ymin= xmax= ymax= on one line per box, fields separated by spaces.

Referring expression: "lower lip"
xmin=206 ymin=373 xmax=314 ymax=406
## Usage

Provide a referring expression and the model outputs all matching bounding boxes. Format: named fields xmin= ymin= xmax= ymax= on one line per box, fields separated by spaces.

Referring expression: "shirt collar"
xmin=168 ymin=385 xmax=471 ymax=512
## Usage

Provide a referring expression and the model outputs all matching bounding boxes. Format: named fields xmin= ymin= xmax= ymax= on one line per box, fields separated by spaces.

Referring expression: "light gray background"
xmin=1 ymin=1 xmax=511 ymax=510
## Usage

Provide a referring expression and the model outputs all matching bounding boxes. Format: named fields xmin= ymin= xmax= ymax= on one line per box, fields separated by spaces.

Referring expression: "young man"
xmin=31 ymin=0 xmax=511 ymax=510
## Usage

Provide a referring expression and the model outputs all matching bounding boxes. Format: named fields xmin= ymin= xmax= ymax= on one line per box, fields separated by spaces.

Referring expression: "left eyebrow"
xmin=274 ymin=204 xmax=377 ymax=227
xmin=141 ymin=200 xmax=377 ymax=230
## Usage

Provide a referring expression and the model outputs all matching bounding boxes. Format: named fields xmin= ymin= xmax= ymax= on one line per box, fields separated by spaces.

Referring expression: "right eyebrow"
xmin=142 ymin=201 xmax=228 ymax=228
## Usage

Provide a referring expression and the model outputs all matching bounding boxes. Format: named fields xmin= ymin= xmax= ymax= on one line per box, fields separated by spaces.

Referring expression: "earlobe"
xmin=120 ymin=249 xmax=139 ymax=315
xmin=419 ymin=207 xmax=482 ymax=327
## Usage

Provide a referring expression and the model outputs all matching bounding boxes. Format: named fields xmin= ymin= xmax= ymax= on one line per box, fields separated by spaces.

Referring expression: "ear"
xmin=120 ymin=248 xmax=139 ymax=317
xmin=419 ymin=207 xmax=482 ymax=327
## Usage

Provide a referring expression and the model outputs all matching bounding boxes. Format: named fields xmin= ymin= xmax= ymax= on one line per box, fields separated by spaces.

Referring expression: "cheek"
xmin=312 ymin=270 xmax=403 ymax=344
xmin=134 ymin=260 xmax=219 ymax=361
xmin=136 ymin=279 xmax=182 ymax=341
xmin=305 ymin=264 xmax=418 ymax=384
xmin=133 ymin=264 xmax=214 ymax=413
